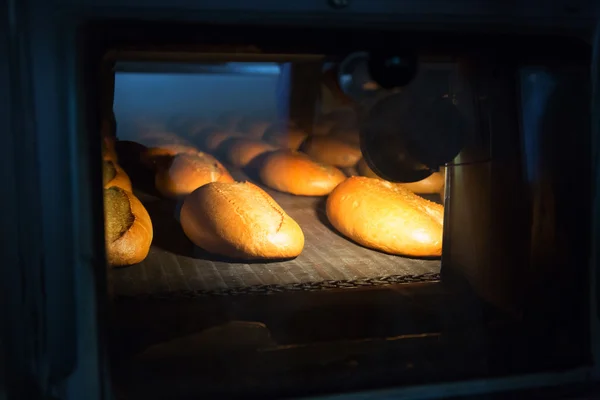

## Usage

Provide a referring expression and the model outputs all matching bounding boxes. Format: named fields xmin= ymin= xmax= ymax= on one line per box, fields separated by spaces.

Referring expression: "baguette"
xmin=326 ymin=177 xmax=444 ymax=257
xmin=180 ymin=181 xmax=304 ymax=259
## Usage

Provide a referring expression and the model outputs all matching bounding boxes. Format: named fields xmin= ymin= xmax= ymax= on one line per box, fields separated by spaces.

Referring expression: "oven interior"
xmin=83 ymin=21 xmax=593 ymax=399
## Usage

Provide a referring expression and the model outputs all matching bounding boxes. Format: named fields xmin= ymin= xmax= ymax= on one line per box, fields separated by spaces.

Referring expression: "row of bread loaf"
xmin=103 ymin=110 xmax=445 ymax=266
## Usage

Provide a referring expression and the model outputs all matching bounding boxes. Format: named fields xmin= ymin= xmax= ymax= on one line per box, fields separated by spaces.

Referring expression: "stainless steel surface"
xmin=110 ymin=169 xmax=441 ymax=297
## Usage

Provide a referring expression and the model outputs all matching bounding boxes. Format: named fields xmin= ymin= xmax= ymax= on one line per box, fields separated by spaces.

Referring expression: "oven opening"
xmin=95 ymin=36 xmax=489 ymax=399
xmin=106 ymin=56 xmax=451 ymax=297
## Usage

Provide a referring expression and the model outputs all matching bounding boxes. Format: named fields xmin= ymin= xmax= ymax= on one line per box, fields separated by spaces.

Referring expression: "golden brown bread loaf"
xmin=180 ymin=181 xmax=304 ymax=259
xmin=103 ymin=160 xmax=133 ymax=192
xmin=329 ymin=126 xmax=360 ymax=145
xmin=357 ymin=158 xmax=445 ymax=194
xmin=216 ymin=112 xmax=243 ymax=132
xmin=223 ymin=138 xmax=278 ymax=168
xmin=155 ymin=153 xmax=234 ymax=198
xmin=262 ymin=123 xmax=308 ymax=150
xmin=104 ymin=186 xmax=153 ymax=266
xmin=137 ymin=131 xmax=192 ymax=149
xmin=326 ymin=177 xmax=444 ymax=257
xmin=140 ymin=145 xmax=200 ymax=170
xmin=259 ymin=150 xmax=346 ymax=196
xmin=200 ymin=130 xmax=243 ymax=153
xmin=300 ymin=136 xmax=362 ymax=168
xmin=238 ymin=119 xmax=271 ymax=139
xmin=102 ymin=136 xmax=118 ymax=162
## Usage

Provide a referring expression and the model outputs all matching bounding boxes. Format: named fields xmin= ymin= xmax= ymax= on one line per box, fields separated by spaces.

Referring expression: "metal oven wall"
xmin=443 ymin=54 xmax=592 ymax=352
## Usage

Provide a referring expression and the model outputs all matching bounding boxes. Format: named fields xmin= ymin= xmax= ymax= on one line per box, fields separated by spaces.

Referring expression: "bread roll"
xmin=223 ymin=138 xmax=277 ymax=168
xmin=326 ymin=177 xmax=444 ymax=257
xmin=329 ymin=126 xmax=360 ymax=145
xmin=155 ymin=153 xmax=234 ymax=198
xmin=103 ymin=160 xmax=132 ymax=192
xmin=126 ymin=118 xmax=167 ymax=136
xmin=262 ymin=123 xmax=308 ymax=150
xmin=200 ymin=129 xmax=243 ymax=153
xmin=312 ymin=120 xmax=336 ymax=136
xmin=180 ymin=181 xmax=304 ymax=259
xmin=357 ymin=158 xmax=445 ymax=194
xmin=104 ymin=186 xmax=153 ymax=266
xmin=300 ymin=136 xmax=362 ymax=168
xmin=259 ymin=150 xmax=346 ymax=196
xmin=140 ymin=144 xmax=200 ymax=170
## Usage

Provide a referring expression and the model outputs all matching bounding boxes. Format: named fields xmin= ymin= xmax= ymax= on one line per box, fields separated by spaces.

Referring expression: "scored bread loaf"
xmin=223 ymin=138 xmax=278 ymax=168
xmin=103 ymin=160 xmax=133 ymax=192
xmin=198 ymin=129 xmax=243 ymax=153
xmin=237 ymin=118 xmax=271 ymax=139
xmin=326 ymin=177 xmax=444 ymax=257
xmin=357 ymin=158 xmax=445 ymax=195
xmin=300 ymin=136 xmax=362 ymax=168
xmin=262 ymin=123 xmax=308 ymax=150
xmin=259 ymin=150 xmax=346 ymax=196
xmin=180 ymin=181 xmax=304 ymax=260
xmin=140 ymin=144 xmax=200 ymax=170
xmin=104 ymin=186 xmax=153 ymax=266
xmin=155 ymin=152 xmax=234 ymax=198
xmin=102 ymin=136 xmax=118 ymax=162
xmin=329 ymin=126 xmax=360 ymax=146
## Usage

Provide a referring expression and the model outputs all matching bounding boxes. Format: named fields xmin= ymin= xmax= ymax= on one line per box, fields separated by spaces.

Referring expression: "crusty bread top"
xmin=181 ymin=181 xmax=304 ymax=259
xmin=104 ymin=187 xmax=135 ymax=243
xmin=259 ymin=150 xmax=347 ymax=196
xmin=326 ymin=176 xmax=444 ymax=257
xmin=103 ymin=160 xmax=118 ymax=186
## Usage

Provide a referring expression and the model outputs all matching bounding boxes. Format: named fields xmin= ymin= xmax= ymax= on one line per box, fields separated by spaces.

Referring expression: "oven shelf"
xmin=109 ymin=167 xmax=442 ymax=299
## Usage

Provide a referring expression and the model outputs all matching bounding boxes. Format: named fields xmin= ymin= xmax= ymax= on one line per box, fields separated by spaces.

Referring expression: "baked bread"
xmin=262 ymin=123 xmax=308 ymax=150
xmin=103 ymin=160 xmax=133 ymax=192
xmin=137 ymin=131 xmax=191 ymax=148
xmin=140 ymin=144 xmax=200 ymax=170
xmin=180 ymin=181 xmax=304 ymax=259
xmin=357 ymin=158 xmax=445 ymax=194
xmin=300 ymin=136 xmax=362 ymax=168
xmin=329 ymin=126 xmax=360 ymax=145
xmin=199 ymin=129 xmax=243 ymax=153
xmin=155 ymin=152 xmax=234 ymax=198
xmin=223 ymin=138 xmax=278 ymax=168
xmin=327 ymin=177 xmax=444 ymax=257
xmin=259 ymin=150 xmax=346 ymax=196
xmin=104 ymin=186 xmax=153 ymax=266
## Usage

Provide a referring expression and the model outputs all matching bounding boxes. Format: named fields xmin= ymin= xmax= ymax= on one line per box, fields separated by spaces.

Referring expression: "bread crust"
xmin=301 ymin=137 xmax=362 ymax=168
xmin=180 ymin=181 xmax=304 ymax=259
xmin=259 ymin=150 xmax=346 ymax=196
xmin=262 ymin=123 xmax=308 ymax=150
xmin=326 ymin=177 xmax=444 ymax=257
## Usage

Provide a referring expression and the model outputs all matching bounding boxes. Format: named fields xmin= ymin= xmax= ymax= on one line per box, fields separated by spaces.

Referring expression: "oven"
xmin=2 ymin=0 xmax=600 ymax=399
